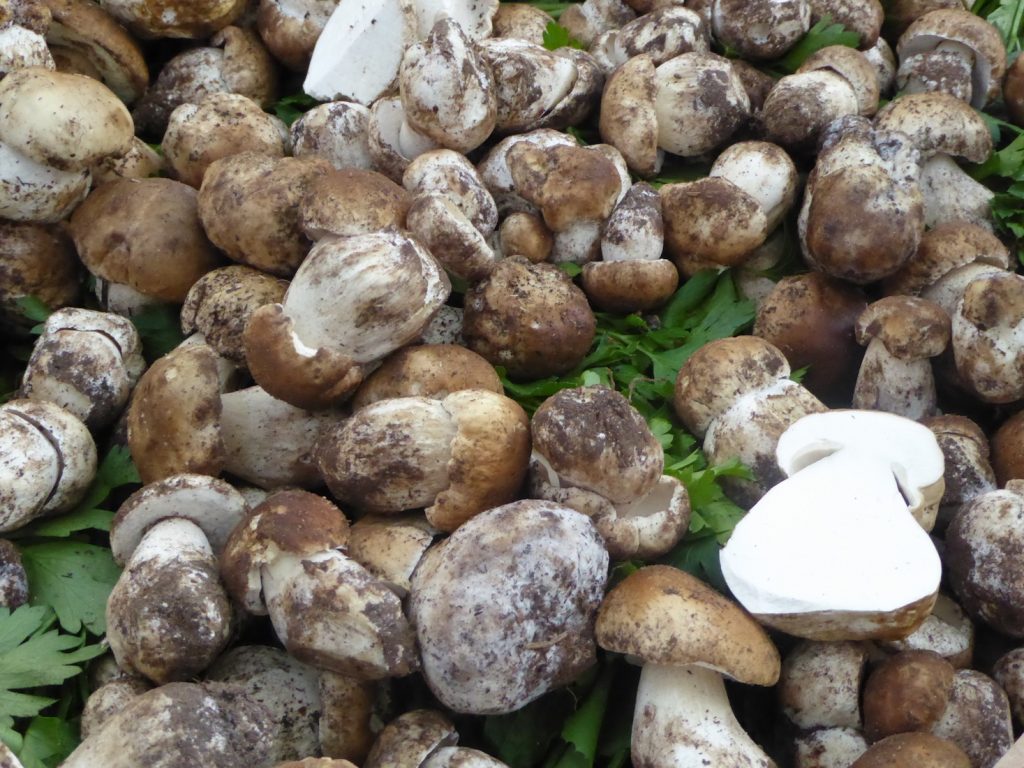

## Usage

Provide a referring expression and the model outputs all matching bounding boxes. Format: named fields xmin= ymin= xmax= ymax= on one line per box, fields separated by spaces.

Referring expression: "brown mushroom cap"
xmin=595 ymin=565 xmax=780 ymax=686
xmin=856 ymin=296 xmax=951 ymax=359
xmin=884 ymin=221 xmax=1011 ymax=297
xmin=581 ymin=259 xmax=679 ymax=313
xmin=0 ymin=220 xmax=79 ymax=328
xmin=352 ymin=344 xmax=502 ymax=410
xmin=1006 ymin=55 xmax=1024 ymax=127
xmin=256 ymin=0 xmax=340 ymax=72
xmin=850 ymin=732 xmax=971 ymax=768
xmin=799 ymin=45 xmax=881 ymax=117
xmin=363 ymin=709 xmax=458 ymax=768
xmin=347 ymin=514 xmax=436 ymax=597
xmin=70 ymin=177 xmax=222 ymax=303
xmin=754 ymin=272 xmax=868 ymax=406
xmin=862 ymin=650 xmax=956 ymax=742
xmin=300 ymin=168 xmax=410 ymax=240
xmin=810 ymin=0 xmax=884 ymax=47
xmin=992 ymin=411 xmax=1024 ymax=486
xmin=875 ymin=92 xmax=992 ymax=162
xmin=100 ymin=0 xmax=247 ymax=39
xmin=598 ymin=53 xmax=660 ymax=178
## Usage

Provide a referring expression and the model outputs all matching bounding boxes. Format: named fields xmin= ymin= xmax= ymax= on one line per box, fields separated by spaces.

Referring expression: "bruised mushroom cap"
xmin=849 ymin=733 xmax=971 ymax=768
xmin=110 ymin=474 xmax=247 ymax=566
xmin=883 ymin=221 xmax=1011 ymax=297
xmin=596 ymin=565 xmax=781 ymax=685
xmin=856 ymin=296 xmax=951 ymax=359
xmin=243 ymin=229 xmax=450 ymax=410
xmin=198 ymin=153 xmax=332 ymax=277
xmin=897 ymin=9 xmax=1006 ymax=107
xmin=411 ymin=500 xmax=608 ymax=714
xmin=163 ymin=93 xmax=287 ymax=189
xmin=59 ymin=682 xmax=274 ymax=768
xmin=673 ymin=336 xmax=792 ymax=437
xmin=352 ymin=345 xmax=502 ymax=410
xmin=0 ymin=67 xmax=133 ymax=172
xmin=180 ymin=265 xmax=289 ymax=365
xmin=862 ymin=650 xmax=956 ymax=741
xmin=946 ymin=484 xmax=1024 ymax=637
xmin=220 ymin=489 xmax=350 ymax=614
xmin=532 ymin=386 xmax=663 ymax=506
xmin=654 ymin=52 xmax=750 ymax=157
xmin=299 ymin=169 xmax=410 ymax=240
xmin=875 ymin=93 xmax=992 ymax=162
xmin=127 ymin=342 xmax=224 ymax=485
xmin=42 ymin=0 xmax=148 ymax=104
xmin=70 ymin=178 xmax=222 ymax=303
xmin=598 ymin=53 xmax=661 ymax=178
xmin=256 ymin=0 xmax=340 ymax=72
xmin=363 ymin=709 xmax=458 ymax=768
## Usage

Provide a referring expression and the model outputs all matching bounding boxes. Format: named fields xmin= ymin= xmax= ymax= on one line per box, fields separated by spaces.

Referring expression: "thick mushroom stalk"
xmin=633 ymin=665 xmax=774 ymax=768
xmin=721 ymin=410 xmax=945 ymax=640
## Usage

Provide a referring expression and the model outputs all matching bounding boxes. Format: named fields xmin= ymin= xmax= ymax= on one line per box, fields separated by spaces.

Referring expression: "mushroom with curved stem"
xmin=105 ymin=474 xmax=247 ymax=684
xmin=852 ymin=296 xmax=950 ymax=421
xmin=595 ymin=565 xmax=781 ymax=768
xmin=721 ymin=410 xmax=945 ymax=639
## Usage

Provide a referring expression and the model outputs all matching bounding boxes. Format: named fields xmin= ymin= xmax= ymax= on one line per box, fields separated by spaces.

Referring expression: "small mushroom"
xmin=0 ymin=220 xmax=79 ymax=330
xmin=347 ymin=514 xmax=437 ymax=597
xmin=256 ymin=0 xmax=341 ymax=71
xmin=809 ymin=0 xmax=883 ymax=46
xmin=711 ymin=0 xmax=810 ymax=60
xmin=106 ymin=474 xmax=247 ymax=683
xmin=366 ymin=95 xmax=440 ymax=182
xmin=878 ymin=593 xmax=975 ymax=669
xmin=291 ymin=101 xmax=373 ymax=171
xmin=403 ymin=149 xmax=498 ymax=236
xmin=931 ymin=670 xmax=1014 ymax=767
xmin=80 ymin=676 xmax=152 ymax=738
xmin=410 ymin=499 xmax=609 ymax=714
xmin=993 ymin=648 xmax=1024 ymax=725
xmin=862 ymin=650 xmax=956 ymax=742
xmin=794 ymin=728 xmax=869 ymax=768
xmin=924 ymin=417 xmax=996 ymax=535
xmin=849 ymin=733 xmax=971 ymax=768
xmin=779 ymin=641 xmax=868 ymax=730
xmin=596 ymin=565 xmax=781 ymax=768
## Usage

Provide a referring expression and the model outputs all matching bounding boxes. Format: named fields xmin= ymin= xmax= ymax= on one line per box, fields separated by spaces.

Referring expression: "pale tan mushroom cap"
xmin=875 ymin=93 xmax=992 ymax=162
xmin=598 ymin=53 xmax=660 ymax=178
xmin=127 ymin=342 xmax=225 ymax=485
xmin=101 ymin=0 xmax=247 ymax=39
xmin=0 ymin=67 xmax=133 ymax=171
xmin=595 ymin=565 xmax=781 ymax=686
xmin=799 ymin=45 xmax=880 ymax=117
xmin=856 ymin=296 xmax=951 ymax=359
xmin=300 ymin=168 xmax=410 ymax=240
xmin=884 ymin=222 xmax=1011 ymax=297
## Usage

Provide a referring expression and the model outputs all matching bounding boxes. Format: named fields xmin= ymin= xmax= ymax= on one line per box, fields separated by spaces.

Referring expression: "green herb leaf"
xmin=130 ymin=304 xmax=185 ymax=362
xmin=273 ymin=92 xmax=320 ymax=126
xmin=484 ymin=691 xmax=575 ymax=768
xmin=551 ymin=667 xmax=612 ymax=768
xmin=543 ymin=21 xmax=585 ymax=50
xmin=19 ymin=543 xmax=121 ymax=635
xmin=977 ymin=0 xmax=1024 ymax=54
xmin=558 ymin=262 xmax=583 ymax=277
xmin=0 ymin=606 xmax=105 ymax=722
xmin=13 ymin=297 xmax=52 ymax=326
xmin=15 ymin=716 xmax=79 ymax=768
xmin=775 ymin=16 xmax=860 ymax=73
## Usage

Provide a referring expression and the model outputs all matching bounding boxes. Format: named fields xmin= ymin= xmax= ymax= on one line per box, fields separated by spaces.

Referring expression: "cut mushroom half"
xmin=721 ymin=410 xmax=945 ymax=640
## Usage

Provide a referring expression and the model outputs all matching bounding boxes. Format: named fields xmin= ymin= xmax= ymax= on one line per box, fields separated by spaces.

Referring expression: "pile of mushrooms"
xmin=3 ymin=0 xmax=1024 ymax=765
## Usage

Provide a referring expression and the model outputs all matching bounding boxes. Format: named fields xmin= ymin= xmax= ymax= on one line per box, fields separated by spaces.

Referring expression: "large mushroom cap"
xmin=856 ymin=296 xmax=951 ymax=359
xmin=875 ymin=92 xmax=992 ymax=162
xmin=595 ymin=565 xmax=780 ymax=686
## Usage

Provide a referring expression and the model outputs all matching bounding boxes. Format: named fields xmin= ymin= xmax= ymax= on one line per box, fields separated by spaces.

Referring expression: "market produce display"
xmin=1 ymin=0 xmax=1024 ymax=765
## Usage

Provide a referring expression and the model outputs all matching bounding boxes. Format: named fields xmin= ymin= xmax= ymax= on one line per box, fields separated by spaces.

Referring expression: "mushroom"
xmin=242 ymin=229 xmax=450 ymax=409
xmin=924 ymin=416 xmax=996 ymax=535
xmin=0 ymin=220 xmax=79 ymax=330
xmin=80 ymin=675 xmax=152 ymax=738
xmin=220 ymin=489 xmax=419 ymax=679
xmin=993 ymin=648 xmax=1024 ymax=725
xmin=91 ymin=137 xmax=165 ymax=184
xmin=299 ymin=168 xmax=410 ymax=241
xmin=0 ymin=9 xmax=53 ymax=78
xmin=366 ymin=95 xmax=440 ymax=183
xmin=98 ymin=0 xmax=246 ymax=39
xmin=849 ymin=733 xmax=971 ymax=768
xmin=946 ymin=481 xmax=1024 ymax=638
xmin=491 ymin=3 xmax=552 ymax=45
xmin=0 ymin=540 xmax=28 ymax=608
xmin=779 ymin=641 xmax=868 ymax=731
xmin=931 ymin=670 xmax=1014 ymax=767
xmin=256 ymin=0 xmax=341 ymax=71
xmin=475 ymin=128 xmax=576 ymax=215
xmin=363 ymin=709 xmax=458 ymax=768
xmin=720 ymin=410 xmax=945 ymax=639
xmin=403 ymin=149 xmax=498 ymax=237
xmin=559 ymin=0 xmax=635 ymax=47
xmin=590 ymin=6 xmax=707 ymax=74
xmin=316 ymin=389 xmax=529 ymax=531
xmin=105 ymin=474 xmax=247 ymax=683
xmin=409 ymin=499 xmax=608 ymax=714
xmin=862 ymin=650 xmax=956 ymax=742
xmin=711 ymin=0 xmax=810 ymax=60
xmin=291 ymin=101 xmax=373 ymax=171
xmin=61 ymin=682 xmax=274 ymax=768
xmin=709 ymin=141 xmax=799 ymax=234
xmin=794 ymin=728 xmax=869 ymax=768
xmin=852 ymin=296 xmax=950 ymax=421
xmin=673 ymin=336 xmax=826 ymax=507
xmin=163 ymin=93 xmax=288 ymax=189
xmin=878 ymin=593 xmax=975 ymax=668
xmin=595 ymin=565 xmax=781 ymax=768
xmin=809 ymin=0 xmax=883 ymax=46
xmin=347 ymin=514 xmax=437 ymax=597
xmin=991 ymin=411 xmax=1024 ymax=486
xmin=0 ymin=398 xmax=96 ymax=532
xmin=20 ymin=307 xmax=145 ymax=429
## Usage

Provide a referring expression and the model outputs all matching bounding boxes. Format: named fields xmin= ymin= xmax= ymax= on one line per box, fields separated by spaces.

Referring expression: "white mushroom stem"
xmin=632 ymin=664 xmax=773 ymax=768
xmin=919 ymin=154 xmax=994 ymax=231
xmin=853 ymin=337 xmax=938 ymax=421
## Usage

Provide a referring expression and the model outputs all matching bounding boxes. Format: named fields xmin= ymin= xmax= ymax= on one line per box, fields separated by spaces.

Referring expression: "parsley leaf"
xmin=15 ymin=717 xmax=78 ymax=768
xmin=971 ymin=132 xmax=1024 ymax=266
xmin=775 ymin=16 xmax=861 ymax=74
xmin=19 ymin=543 xmax=121 ymax=635
xmin=130 ymin=304 xmax=185 ymax=362
xmin=272 ymin=92 xmax=320 ymax=127
xmin=543 ymin=21 xmax=585 ymax=50
xmin=974 ymin=0 xmax=1024 ymax=54
xmin=551 ymin=667 xmax=612 ymax=768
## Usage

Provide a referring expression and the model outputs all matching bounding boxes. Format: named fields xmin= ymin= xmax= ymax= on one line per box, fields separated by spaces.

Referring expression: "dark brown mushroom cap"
xmin=532 ymin=386 xmax=662 ymax=506
xmin=299 ymin=168 xmax=410 ymax=240
xmin=595 ymin=565 xmax=780 ymax=686
xmin=363 ymin=709 xmax=458 ymax=768
xmin=180 ymin=265 xmax=288 ymax=365
xmin=850 ymin=733 xmax=971 ymax=768
xmin=673 ymin=335 xmax=791 ymax=437
xmin=883 ymin=221 xmax=1011 ymax=297
xmin=352 ymin=344 xmax=502 ymax=410
xmin=1006 ymin=55 xmax=1024 ymax=127
xmin=0 ymin=220 xmax=79 ymax=330
xmin=581 ymin=259 xmax=679 ymax=313
xmin=41 ymin=0 xmax=149 ymax=103
xmin=598 ymin=53 xmax=660 ymax=178
xmin=862 ymin=650 xmax=956 ymax=742
xmin=109 ymin=474 xmax=247 ymax=565
xmin=991 ymin=411 xmax=1024 ymax=486
xmin=220 ymin=489 xmax=351 ymax=611
xmin=754 ymin=272 xmax=867 ymax=406
xmin=661 ymin=177 xmax=767 ymax=277
xmin=463 ymin=257 xmax=596 ymax=380
xmin=70 ymin=178 xmax=222 ymax=303
xmin=856 ymin=296 xmax=950 ymax=359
